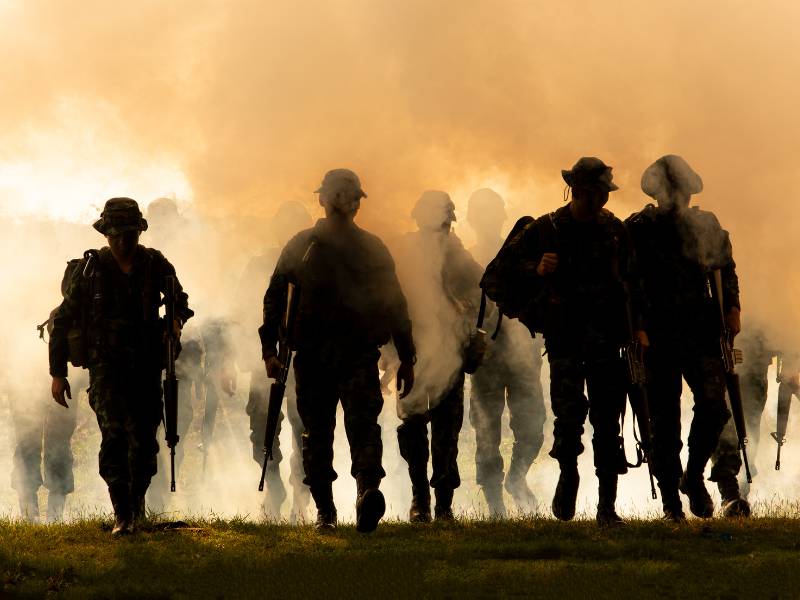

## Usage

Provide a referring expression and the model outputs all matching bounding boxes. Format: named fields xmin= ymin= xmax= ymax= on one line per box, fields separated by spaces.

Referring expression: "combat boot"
xmin=311 ymin=485 xmax=337 ymax=531
xmin=18 ymin=489 xmax=40 ymax=524
xmin=46 ymin=492 xmax=66 ymax=523
xmin=356 ymin=484 xmax=386 ymax=534
xmin=659 ymin=485 xmax=686 ymax=523
xmin=109 ymin=483 xmax=133 ymax=537
xmin=434 ymin=488 xmax=455 ymax=521
xmin=596 ymin=475 xmax=624 ymax=527
xmin=482 ymin=485 xmax=507 ymax=518
xmin=679 ymin=471 xmax=714 ymax=519
xmin=551 ymin=461 xmax=580 ymax=521
xmin=505 ymin=471 xmax=536 ymax=513
xmin=408 ymin=464 xmax=432 ymax=523
xmin=717 ymin=476 xmax=751 ymax=519
xmin=130 ymin=481 xmax=150 ymax=533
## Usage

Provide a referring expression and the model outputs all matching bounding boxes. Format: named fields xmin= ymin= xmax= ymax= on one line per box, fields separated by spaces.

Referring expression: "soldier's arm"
xmin=48 ymin=262 xmax=84 ymax=378
xmin=376 ymin=242 xmax=416 ymax=364
xmin=719 ymin=228 xmax=740 ymax=313
xmin=259 ymin=243 xmax=296 ymax=360
xmin=157 ymin=254 xmax=194 ymax=325
xmin=620 ymin=222 xmax=647 ymax=331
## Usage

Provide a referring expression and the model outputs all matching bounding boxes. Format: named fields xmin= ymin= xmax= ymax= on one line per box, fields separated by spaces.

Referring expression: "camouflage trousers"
xmin=246 ymin=372 xmax=307 ymax=504
xmin=293 ymin=347 xmax=386 ymax=491
xmin=88 ymin=366 xmax=163 ymax=494
xmin=547 ymin=350 xmax=628 ymax=477
xmin=710 ymin=365 xmax=769 ymax=484
xmin=469 ymin=355 xmax=545 ymax=488
xmin=646 ymin=344 xmax=730 ymax=485
xmin=397 ymin=372 xmax=465 ymax=490
xmin=11 ymin=390 xmax=78 ymax=497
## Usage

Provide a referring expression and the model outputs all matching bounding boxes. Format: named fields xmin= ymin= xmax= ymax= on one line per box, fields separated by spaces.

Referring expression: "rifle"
xmin=258 ymin=280 xmax=301 ymax=491
xmin=163 ymin=275 xmax=180 ymax=492
xmin=710 ymin=269 xmax=751 ymax=484
xmin=772 ymin=354 xmax=795 ymax=470
xmin=621 ymin=283 xmax=657 ymax=500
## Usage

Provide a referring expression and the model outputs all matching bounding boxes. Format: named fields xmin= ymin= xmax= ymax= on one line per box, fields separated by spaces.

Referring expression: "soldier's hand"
xmin=536 ymin=253 xmax=558 ymax=276
xmin=397 ymin=360 xmax=415 ymax=399
xmin=265 ymin=356 xmax=283 ymax=379
xmin=726 ymin=307 xmax=741 ymax=338
xmin=51 ymin=376 xmax=71 ymax=408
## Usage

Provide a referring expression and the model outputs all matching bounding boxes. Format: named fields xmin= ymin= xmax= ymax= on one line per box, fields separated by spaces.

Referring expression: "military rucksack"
xmin=479 ymin=214 xmax=559 ymax=335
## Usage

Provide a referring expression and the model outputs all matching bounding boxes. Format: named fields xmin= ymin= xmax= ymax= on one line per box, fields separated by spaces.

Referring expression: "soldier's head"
xmin=412 ymin=190 xmax=456 ymax=233
xmin=562 ymin=157 xmax=618 ymax=216
xmin=93 ymin=197 xmax=147 ymax=259
xmin=146 ymin=197 xmax=180 ymax=226
xmin=273 ymin=200 xmax=313 ymax=245
xmin=315 ymin=168 xmax=367 ymax=221
xmin=641 ymin=155 xmax=702 ymax=213
xmin=467 ymin=188 xmax=506 ymax=240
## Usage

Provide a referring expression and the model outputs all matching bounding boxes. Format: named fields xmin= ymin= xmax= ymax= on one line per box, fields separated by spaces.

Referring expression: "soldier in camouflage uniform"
xmin=626 ymin=155 xmax=740 ymax=521
xmin=238 ymin=201 xmax=312 ymax=520
xmin=485 ymin=158 xmax=641 ymax=526
xmin=260 ymin=169 xmax=415 ymax=532
xmin=466 ymin=188 xmax=546 ymax=516
xmin=394 ymin=190 xmax=483 ymax=522
xmin=49 ymin=198 xmax=193 ymax=536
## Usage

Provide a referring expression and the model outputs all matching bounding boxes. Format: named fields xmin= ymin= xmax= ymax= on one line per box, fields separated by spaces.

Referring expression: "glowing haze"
xmin=1 ymin=1 xmax=799 ymax=519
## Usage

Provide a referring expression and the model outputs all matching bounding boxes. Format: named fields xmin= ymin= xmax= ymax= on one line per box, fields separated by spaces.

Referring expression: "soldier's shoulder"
xmin=624 ymin=203 xmax=658 ymax=226
xmin=688 ymin=206 xmax=723 ymax=228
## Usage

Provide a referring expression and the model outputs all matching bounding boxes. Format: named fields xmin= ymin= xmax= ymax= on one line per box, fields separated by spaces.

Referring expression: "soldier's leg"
xmin=286 ymin=381 xmax=310 ymax=520
xmin=128 ymin=373 xmax=165 ymax=526
xmin=10 ymin=403 xmax=44 ymax=523
xmin=89 ymin=372 xmax=134 ymax=533
xmin=681 ymin=355 xmax=730 ymax=518
xmin=294 ymin=352 xmax=339 ymax=528
xmin=429 ymin=373 xmax=465 ymax=520
xmin=548 ymin=356 xmax=588 ymax=521
xmin=397 ymin=409 xmax=431 ymax=522
xmin=586 ymin=355 xmax=628 ymax=526
xmin=42 ymin=397 xmax=78 ymax=522
xmin=505 ymin=359 xmax=547 ymax=511
xmin=468 ymin=367 xmax=506 ymax=516
xmin=646 ymin=347 xmax=685 ymax=519
xmin=340 ymin=350 xmax=387 ymax=533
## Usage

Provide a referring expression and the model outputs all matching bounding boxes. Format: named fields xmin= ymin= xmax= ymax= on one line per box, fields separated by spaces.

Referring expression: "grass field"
xmin=2 ymin=515 xmax=799 ymax=599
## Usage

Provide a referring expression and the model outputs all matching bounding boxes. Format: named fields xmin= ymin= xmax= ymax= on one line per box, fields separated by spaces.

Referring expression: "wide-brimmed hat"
xmin=93 ymin=197 xmax=148 ymax=236
xmin=562 ymin=157 xmax=619 ymax=192
xmin=641 ymin=155 xmax=703 ymax=202
xmin=314 ymin=168 xmax=367 ymax=199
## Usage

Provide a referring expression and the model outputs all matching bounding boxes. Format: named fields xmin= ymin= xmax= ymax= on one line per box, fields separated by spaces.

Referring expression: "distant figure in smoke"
xmin=711 ymin=326 xmax=791 ymax=505
xmin=145 ymin=198 xmax=200 ymax=509
xmin=466 ymin=189 xmax=546 ymax=516
xmin=627 ymin=155 xmax=741 ymax=521
xmin=8 ymin=376 xmax=82 ymax=523
xmin=484 ymin=158 xmax=640 ymax=527
xmin=260 ymin=169 xmax=415 ymax=532
xmin=395 ymin=190 xmax=483 ymax=522
xmin=49 ymin=198 xmax=194 ymax=536
xmin=237 ymin=201 xmax=312 ymax=520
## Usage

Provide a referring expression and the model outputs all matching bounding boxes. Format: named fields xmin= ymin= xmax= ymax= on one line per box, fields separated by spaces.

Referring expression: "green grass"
xmin=1 ymin=516 xmax=799 ymax=598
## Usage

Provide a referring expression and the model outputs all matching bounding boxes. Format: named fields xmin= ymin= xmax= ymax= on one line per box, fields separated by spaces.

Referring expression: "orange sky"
xmin=0 ymin=0 xmax=798 ymax=344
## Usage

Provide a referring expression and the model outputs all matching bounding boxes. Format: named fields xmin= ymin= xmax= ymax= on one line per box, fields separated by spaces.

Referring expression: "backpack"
xmin=480 ymin=214 xmax=559 ymax=335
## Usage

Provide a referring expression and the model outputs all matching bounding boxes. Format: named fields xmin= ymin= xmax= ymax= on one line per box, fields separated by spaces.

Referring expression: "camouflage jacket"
xmin=49 ymin=245 xmax=193 ymax=377
xmin=260 ymin=218 xmax=415 ymax=363
xmin=625 ymin=204 xmax=739 ymax=343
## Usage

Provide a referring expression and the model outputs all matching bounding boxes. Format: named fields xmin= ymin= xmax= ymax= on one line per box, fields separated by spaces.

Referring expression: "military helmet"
xmin=562 ymin=157 xmax=619 ymax=192
xmin=93 ymin=198 xmax=148 ymax=236
xmin=641 ymin=155 xmax=703 ymax=203
xmin=467 ymin=188 xmax=506 ymax=224
xmin=412 ymin=190 xmax=456 ymax=230
xmin=314 ymin=168 xmax=367 ymax=199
